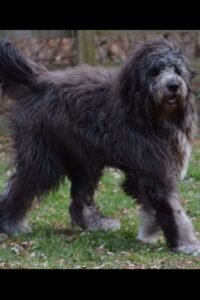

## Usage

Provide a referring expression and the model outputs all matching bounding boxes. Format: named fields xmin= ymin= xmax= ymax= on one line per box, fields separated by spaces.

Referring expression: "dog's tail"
xmin=0 ymin=39 xmax=39 ymax=89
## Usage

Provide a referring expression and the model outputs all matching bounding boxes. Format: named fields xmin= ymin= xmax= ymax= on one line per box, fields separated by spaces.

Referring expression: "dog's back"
xmin=44 ymin=65 xmax=116 ymax=87
xmin=0 ymin=39 xmax=116 ymax=98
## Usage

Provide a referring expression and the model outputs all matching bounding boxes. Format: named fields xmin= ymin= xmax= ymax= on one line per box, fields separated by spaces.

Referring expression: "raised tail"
xmin=0 ymin=39 xmax=39 ymax=89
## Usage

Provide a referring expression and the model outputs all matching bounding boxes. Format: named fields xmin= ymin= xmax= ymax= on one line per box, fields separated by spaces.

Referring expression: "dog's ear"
xmin=174 ymin=48 xmax=182 ymax=55
xmin=0 ymin=80 xmax=8 ymax=99
xmin=117 ymin=57 xmax=140 ymax=104
xmin=190 ymin=69 xmax=198 ymax=80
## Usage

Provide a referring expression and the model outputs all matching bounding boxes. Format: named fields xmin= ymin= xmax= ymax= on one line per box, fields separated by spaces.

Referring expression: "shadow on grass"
xmin=28 ymin=224 xmax=164 ymax=255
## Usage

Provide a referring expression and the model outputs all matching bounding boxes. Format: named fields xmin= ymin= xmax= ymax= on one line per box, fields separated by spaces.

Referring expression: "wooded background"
xmin=1 ymin=30 xmax=200 ymax=118
xmin=1 ymin=30 xmax=200 ymax=67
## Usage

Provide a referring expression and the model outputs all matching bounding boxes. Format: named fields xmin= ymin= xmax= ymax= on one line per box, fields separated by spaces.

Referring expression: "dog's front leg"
xmin=122 ymin=173 xmax=161 ymax=243
xmin=69 ymin=166 xmax=121 ymax=231
xmin=146 ymin=185 xmax=200 ymax=256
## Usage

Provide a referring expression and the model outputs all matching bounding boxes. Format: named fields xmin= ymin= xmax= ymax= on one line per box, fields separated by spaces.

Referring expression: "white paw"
xmin=18 ymin=220 xmax=32 ymax=234
xmin=137 ymin=235 xmax=159 ymax=244
xmin=100 ymin=218 xmax=121 ymax=231
xmin=86 ymin=218 xmax=121 ymax=231
xmin=175 ymin=244 xmax=200 ymax=256
xmin=0 ymin=220 xmax=31 ymax=236
xmin=137 ymin=229 xmax=161 ymax=244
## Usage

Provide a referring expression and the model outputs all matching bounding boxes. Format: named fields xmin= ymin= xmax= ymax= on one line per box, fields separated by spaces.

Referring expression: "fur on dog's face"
xmin=147 ymin=54 xmax=189 ymax=105
xmin=118 ymin=38 xmax=195 ymax=123
xmin=136 ymin=38 xmax=195 ymax=120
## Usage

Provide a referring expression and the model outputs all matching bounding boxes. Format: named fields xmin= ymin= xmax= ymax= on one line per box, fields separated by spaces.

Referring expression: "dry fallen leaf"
xmin=10 ymin=243 xmax=24 ymax=255
xmin=94 ymin=245 xmax=105 ymax=254
xmin=0 ymin=261 xmax=6 ymax=269
xmin=21 ymin=241 xmax=35 ymax=249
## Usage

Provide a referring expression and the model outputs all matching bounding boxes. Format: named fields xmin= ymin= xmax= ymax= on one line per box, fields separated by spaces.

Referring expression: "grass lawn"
xmin=0 ymin=136 xmax=200 ymax=269
xmin=1 ymin=62 xmax=200 ymax=269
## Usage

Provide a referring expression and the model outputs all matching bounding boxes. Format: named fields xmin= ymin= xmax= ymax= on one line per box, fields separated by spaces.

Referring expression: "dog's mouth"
xmin=165 ymin=98 xmax=178 ymax=105
xmin=164 ymin=93 xmax=181 ymax=106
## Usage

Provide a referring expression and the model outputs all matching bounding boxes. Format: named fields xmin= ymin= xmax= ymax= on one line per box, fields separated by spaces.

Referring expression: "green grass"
xmin=2 ymin=57 xmax=200 ymax=269
xmin=0 ymin=140 xmax=200 ymax=269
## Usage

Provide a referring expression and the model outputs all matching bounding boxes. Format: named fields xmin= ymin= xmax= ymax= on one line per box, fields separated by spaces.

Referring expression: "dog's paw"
xmin=174 ymin=244 xmax=200 ymax=256
xmin=137 ymin=235 xmax=160 ymax=244
xmin=70 ymin=203 xmax=121 ymax=232
xmin=86 ymin=217 xmax=121 ymax=231
xmin=0 ymin=219 xmax=31 ymax=237
xmin=137 ymin=229 xmax=161 ymax=244
xmin=99 ymin=217 xmax=121 ymax=231
xmin=17 ymin=220 xmax=32 ymax=235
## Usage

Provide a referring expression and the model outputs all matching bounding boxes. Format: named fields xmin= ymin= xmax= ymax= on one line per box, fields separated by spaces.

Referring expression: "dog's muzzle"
xmin=161 ymin=76 xmax=187 ymax=107
xmin=164 ymin=78 xmax=182 ymax=105
xmin=152 ymin=69 xmax=188 ymax=108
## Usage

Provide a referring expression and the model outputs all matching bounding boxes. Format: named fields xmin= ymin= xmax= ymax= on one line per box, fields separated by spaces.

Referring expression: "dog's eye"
xmin=174 ymin=67 xmax=181 ymax=76
xmin=149 ymin=67 xmax=160 ymax=77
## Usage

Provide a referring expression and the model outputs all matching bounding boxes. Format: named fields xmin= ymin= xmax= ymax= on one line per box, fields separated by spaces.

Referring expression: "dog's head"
xmin=117 ymin=37 xmax=196 ymax=124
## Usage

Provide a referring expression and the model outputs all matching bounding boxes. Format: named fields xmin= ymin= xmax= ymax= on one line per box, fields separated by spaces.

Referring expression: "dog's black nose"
xmin=167 ymin=80 xmax=179 ymax=93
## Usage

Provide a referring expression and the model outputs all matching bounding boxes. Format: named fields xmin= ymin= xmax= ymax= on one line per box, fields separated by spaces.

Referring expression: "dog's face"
xmin=117 ymin=38 xmax=194 ymax=122
xmin=147 ymin=54 xmax=189 ymax=105
xmin=128 ymin=38 xmax=195 ymax=122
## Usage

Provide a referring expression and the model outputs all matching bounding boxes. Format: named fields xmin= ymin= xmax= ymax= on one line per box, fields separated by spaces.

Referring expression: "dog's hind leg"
xmin=69 ymin=166 xmax=121 ymax=231
xmin=0 ymin=170 xmax=37 ymax=236
xmin=0 ymin=150 xmax=63 ymax=236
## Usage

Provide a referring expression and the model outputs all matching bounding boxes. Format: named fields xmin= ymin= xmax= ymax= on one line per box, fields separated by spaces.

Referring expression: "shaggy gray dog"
xmin=0 ymin=37 xmax=199 ymax=255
